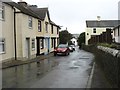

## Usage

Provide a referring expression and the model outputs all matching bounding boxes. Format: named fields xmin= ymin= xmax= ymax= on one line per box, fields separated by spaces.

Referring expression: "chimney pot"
xmin=97 ymin=16 xmax=101 ymax=21
xmin=18 ymin=1 xmax=27 ymax=7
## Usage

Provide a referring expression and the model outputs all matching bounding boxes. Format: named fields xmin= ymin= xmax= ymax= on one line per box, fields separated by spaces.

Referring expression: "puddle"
xmin=2 ymin=58 xmax=59 ymax=88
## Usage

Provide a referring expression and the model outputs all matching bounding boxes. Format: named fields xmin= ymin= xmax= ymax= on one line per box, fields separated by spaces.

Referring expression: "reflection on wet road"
xmin=2 ymin=47 xmax=94 ymax=88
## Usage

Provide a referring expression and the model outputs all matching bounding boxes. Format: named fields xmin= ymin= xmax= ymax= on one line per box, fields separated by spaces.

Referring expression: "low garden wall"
xmin=82 ymin=44 xmax=120 ymax=88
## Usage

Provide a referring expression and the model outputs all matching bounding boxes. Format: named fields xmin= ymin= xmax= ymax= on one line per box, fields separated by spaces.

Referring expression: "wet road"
xmin=2 ymin=47 xmax=94 ymax=88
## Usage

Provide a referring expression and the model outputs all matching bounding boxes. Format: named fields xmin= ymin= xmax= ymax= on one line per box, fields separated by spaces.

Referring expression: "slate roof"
xmin=4 ymin=1 xmax=60 ymax=28
xmin=29 ymin=7 xmax=50 ymax=21
xmin=86 ymin=20 xmax=120 ymax=28
xmin=4 ymin=1 xmax=40 ymax=19
xmin=29 ymin=6 xmax=60 ymax=28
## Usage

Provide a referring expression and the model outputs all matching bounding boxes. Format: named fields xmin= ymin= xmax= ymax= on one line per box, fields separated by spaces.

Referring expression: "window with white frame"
xmin=0 ymin=39 xmax=5 ymax=53
xmin=28 ymin=16 xmax=32 ymax=28
xmin=51 ymin=25 xmax=53 ymax=34
xmin=38 ymin=20 xmax=41 ymax=32
xmin=32 ymin=39 xmax=35 ymax=50
xmin=93 ymin=28 xmax=96 ymax=33
xmin=0 ymin=5 xmax=5 ymax=20
xmin=45 ymin=22 xmax=48 ymax=33
xmin=57 ymin=27 xmax=59 ymax=34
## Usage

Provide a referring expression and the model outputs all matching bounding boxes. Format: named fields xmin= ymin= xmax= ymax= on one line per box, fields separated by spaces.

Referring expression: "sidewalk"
xmin=2 ymin=53 xmax=54 ymax=69
xmin=90 ymin=63 xmax=112 ymax=88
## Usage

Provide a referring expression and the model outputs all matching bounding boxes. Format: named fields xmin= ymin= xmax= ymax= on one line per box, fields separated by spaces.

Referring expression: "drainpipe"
xmin=13 ymin=7 xmax=17 ymax=60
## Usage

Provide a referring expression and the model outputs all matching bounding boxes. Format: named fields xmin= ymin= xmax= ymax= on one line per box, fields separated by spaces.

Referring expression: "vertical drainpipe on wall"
xmin=13 ymin=7 xmax=17 ymax=60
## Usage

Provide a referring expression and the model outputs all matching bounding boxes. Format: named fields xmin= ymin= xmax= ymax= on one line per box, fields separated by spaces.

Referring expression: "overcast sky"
xmin=12 ymin=0 xmax=120 ymax=34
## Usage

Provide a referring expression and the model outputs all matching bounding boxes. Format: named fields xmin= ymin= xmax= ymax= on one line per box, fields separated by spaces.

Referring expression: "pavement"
xmin=1 ymin=52 xmax=54 ymax=69
xmin=1 ymin=50 xmax=112 ymax=88
xmin=90 ymin=62 xmax=112 ymax=88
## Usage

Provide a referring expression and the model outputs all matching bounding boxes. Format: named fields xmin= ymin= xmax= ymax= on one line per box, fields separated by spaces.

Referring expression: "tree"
xmin=78 ymin=32 xmax=85 ymax=48
xmin=59 ymin=30 xmax=72 ymax=44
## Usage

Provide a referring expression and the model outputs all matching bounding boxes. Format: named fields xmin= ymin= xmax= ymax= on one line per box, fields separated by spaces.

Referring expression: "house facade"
xmin=0 ymin=2 xmax=15 ymax=62
xmin=29 ymin=6 xmax=60 ymax=55
xmin=85 ymin=19 xmax=119 ymax=45
xmin=113 ymin=25 xmax=120 ymax=44
xmin=0 ymin=1 xmax=60 ymax=62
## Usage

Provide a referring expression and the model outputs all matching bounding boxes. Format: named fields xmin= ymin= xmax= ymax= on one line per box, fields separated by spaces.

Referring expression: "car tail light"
xmin=54 ymin=49 xmax=57 ymax=51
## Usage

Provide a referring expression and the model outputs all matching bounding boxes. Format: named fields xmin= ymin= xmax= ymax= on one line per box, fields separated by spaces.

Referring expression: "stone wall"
xmin=82 ymin=45 xmax=120 ymax=88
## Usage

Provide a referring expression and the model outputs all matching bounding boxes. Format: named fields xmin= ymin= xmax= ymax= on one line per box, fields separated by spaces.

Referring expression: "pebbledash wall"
xmin=82 ymin=44 xmax=120 ymax=88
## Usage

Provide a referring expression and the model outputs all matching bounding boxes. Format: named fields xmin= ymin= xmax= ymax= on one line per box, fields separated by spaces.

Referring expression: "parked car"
xmin=69 ymin=46 xmax=74 ymax=52
xmin=69 ymin=45 xmax=75 ymax=51
xmin=54 ymin=44 xmax=70 ymax=56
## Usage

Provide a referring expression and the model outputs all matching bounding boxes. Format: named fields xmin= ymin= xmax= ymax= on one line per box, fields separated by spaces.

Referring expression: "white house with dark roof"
xmin=0 ymin=0 xmax=60 ymax=62
xmin=85 ymin=17 xmax=119 ymax=45
xmin=113 ymin=25 xmax=120 ymax=44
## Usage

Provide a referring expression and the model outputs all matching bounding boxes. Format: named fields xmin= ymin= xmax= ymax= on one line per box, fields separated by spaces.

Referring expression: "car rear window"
xmin=58 ymin=44 xmax=67 ymax=48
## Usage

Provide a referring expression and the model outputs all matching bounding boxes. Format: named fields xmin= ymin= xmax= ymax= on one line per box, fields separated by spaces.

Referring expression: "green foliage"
xmin=78 ymin=32 xmax=85 ymax=47
xmin=59 ymin=30 xmax=72 ymax=44
xmin=97 ymin=43 xmax=117 ymax=49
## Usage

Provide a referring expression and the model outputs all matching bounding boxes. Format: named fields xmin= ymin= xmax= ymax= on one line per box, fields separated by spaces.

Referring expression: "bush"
xmin=97 ymin=43 xmax=117 ymax=49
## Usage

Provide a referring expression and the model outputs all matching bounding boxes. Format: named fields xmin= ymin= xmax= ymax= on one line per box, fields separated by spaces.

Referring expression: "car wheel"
xmin=68 ymin=52 xmax=70 ymax=55
xmin=66 ymin=51 xmax=69 ymax=56
xmin=54 ymin=53 xmax=57 ymax=56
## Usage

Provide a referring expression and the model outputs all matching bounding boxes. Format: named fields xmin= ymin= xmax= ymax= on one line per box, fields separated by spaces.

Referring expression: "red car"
xmin=54 ymin=44 xmax=70 ymax=56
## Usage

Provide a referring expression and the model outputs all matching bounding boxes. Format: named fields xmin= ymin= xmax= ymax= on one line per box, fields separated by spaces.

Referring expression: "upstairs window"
xmin=51 ymin=25 xmax=53 ymax=34
xmin=45 ymin=22 xmax=48 ymax=33
xmin=0 ymin=5 xmax=5 ymax=20
xmin=38 ymin=21 xmax=41 ymax=32
xmin=93 ymin=28 xmax=96 ymax=33
xmin=57 ymin=27 xmax=59 ymax=34
xmin=28 ymin=16 xmax=32 ymax=28
xmin=0 ymin=39 xmax=5 ymax=54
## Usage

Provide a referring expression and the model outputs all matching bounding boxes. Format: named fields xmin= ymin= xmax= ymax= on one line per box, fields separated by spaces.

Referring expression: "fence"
xmin=88 ymin=29 xmax=112 ymax=44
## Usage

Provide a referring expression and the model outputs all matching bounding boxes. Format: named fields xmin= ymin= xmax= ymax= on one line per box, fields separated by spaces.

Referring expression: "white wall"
xmin=0 ymin=4 xmax=14 ymax=62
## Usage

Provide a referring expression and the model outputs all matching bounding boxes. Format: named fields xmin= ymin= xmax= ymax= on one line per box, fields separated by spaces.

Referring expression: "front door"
xmin=36 ymin=38 xmax=40 ymax=55
xmin=26 ymin=38 xmax=30 ymax=58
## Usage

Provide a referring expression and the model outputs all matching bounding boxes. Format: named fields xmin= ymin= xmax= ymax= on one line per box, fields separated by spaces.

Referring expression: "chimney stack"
xmin=97 ymin=16 xmax=101 ymax=21
xmin=18 ymin=0 xmax=28 ymax=7
xmin=29 ymin=5 xmax=38 ymax=8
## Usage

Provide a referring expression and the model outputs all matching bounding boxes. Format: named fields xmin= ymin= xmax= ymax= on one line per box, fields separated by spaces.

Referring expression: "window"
xmin=57 ymin=38 xmax=59 ymax=45
xmin=51 ymin=25 xmax=53 ymax=34
xmin=45 ymin=22 xmax=48 ymax=33
xmin=32 ymin=39 xmax=35 ymax=50
xmin=57 ymin=27 xmax=59 ymax=34
xmin=118 ymin=27 xmax=120 ymax=36
xmin=28 ymin=17 xmax=32 ymax=28
xmin=0 ymin=39 xmax=5 ymax=53
xmin=0 ymin=5 xmax=5 ymax=20
xmin=93 ymin=28 xmax=96 ymax=33
xmin=38 ymin=21 xmax=41 ymax=32
xmin=40 ymin=39 xmax=44 ymax=49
